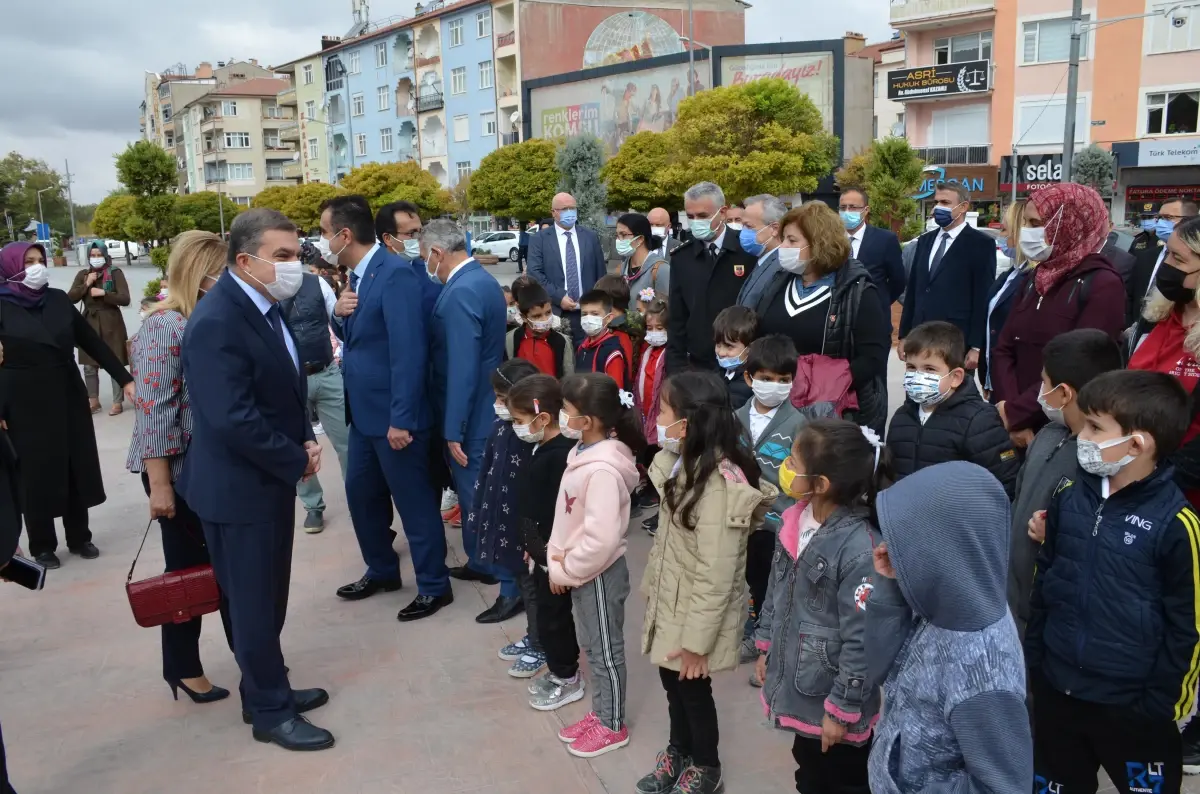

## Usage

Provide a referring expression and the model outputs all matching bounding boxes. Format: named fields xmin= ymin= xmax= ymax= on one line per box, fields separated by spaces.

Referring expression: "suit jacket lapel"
xmin=217 ymin=272 xmax=302 ymax=400
xmin=546 ymin=228 xmax=564 ymax=289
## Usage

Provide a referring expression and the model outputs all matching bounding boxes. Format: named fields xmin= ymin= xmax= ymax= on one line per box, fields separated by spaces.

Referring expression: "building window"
xmin=233 ymin=196 xmax=252 ymax=207
xmin=1146 ymin=90 xmax=1200 ymax=135
xmin=482 ymin=111 xmax=496 ymax=136
xmin=326 ymin=60 xmax=345 ymax=91
xmin=162 ymin=104 xmax=172 ymax=121
xmin=477 ymin=9 xmax=492 ymax=38
xmin=226 ymin=163 xmax=254 ymax=181
xmin=165 ymin=133 xmax=174 ymax=148
xmin=451 ymin=67 xmax=467 ymax=95
xmin=264 ymin=103 xmax=283 ymax=119
xmin=1016 ymin=96 xmax=1088 ymax=145
xmin=457 ymin=161 xmax=472 ymax=181
xmin=349 ymin=50 xmax=361 ymax=74
xmin=308 ymin=138 xmax=319 ymax=160
xmin=450 ymin=18 xmax=464 ymax=47
xmin=378 ymin=85 xmax=390 ymax=111
xmin=352 ymin=92 xmax=365 ymax=116
xmin=479 ymin=60 xmax=494 ymax=89
xmin=933 ymin=30 xmax=992 ymax=64
xmin=454 ymin=114 xmax=470 ymax=142
xmin=158 ymin=82 xmax=171 ymax=98
xmin=872 ymin=72 xmax=878 ymax=98
xmin=303 ymin=64 xmax=314 ymax=84
xmin=224 ymin=131 xmax=251 ymax=148
xmin=374 ymin=42 xmax=387 ymax=68
xmin=930 ymin=104 xmax=989 ymax=145
xmin=355 ymin=133 xmax=368 ymax=156
xmin=305 ymin=100 xmax=316 ymax=120
xmin=267 ymin=164 xmax=285 ymax=180
xmin=1022 ymin=16 xmax=1090 ymax=63
xmin=221 ymin=100 xmax=238 ymax=116
xmin=264 ymin=132 xmax=280 ymax=148
xmin=380 ymin=127 xmax=394 ymax=152
xmin=873 ymin=115 xmax=879 ymax=139
xmin=1149 ymin=3 xmax=1199 ymax=53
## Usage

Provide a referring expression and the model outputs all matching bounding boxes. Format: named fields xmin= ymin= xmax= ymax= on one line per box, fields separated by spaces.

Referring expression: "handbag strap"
xmin=126 ymin=520 xmax=155 ymax=585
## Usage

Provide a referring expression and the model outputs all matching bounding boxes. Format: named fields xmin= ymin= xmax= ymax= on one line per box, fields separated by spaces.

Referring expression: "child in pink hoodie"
xmin=542 ymin=372 xmax=644 ymax=758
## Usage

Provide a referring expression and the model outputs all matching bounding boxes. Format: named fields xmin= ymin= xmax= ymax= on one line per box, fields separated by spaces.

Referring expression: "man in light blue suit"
xmin=422 ymin=219 xmax=521 ymax=624
xmin=736 ymin=193 xmax=786 ymax=311
xmin=323 ymin=195 xmax=452 ymax=623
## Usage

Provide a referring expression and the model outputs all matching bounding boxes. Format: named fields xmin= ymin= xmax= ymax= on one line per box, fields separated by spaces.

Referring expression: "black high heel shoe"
xmin=167 ymin=678 xmax=231 ymax=704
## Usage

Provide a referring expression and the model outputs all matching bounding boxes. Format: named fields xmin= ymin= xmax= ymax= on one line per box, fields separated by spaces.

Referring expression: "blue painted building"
xmin=441 ymin=2 xmax=499 ymax=187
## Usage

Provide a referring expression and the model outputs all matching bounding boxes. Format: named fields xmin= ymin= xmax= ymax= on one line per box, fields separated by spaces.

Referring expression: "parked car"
xmin=106 ymin=239 xmax=142 ymax=259
xmin=472 ymin=231 xmax=520 ymax=262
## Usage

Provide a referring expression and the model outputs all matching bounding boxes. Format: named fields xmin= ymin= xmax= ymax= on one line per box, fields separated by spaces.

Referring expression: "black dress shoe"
xmin=475 ymin=594 xmax=524 ymax=624
xmin=69 ymin=542 xmax=99 ymax=559
xmin=397 ymin=592 xmax=454 ymax=622
xmin=34 ymin=552 xmax=61 ymax=570
xmin=448 ymin=565 xmax=498 ymax=585
xmin=252 ymin=716 xmax=335 ymax=751
xmin=243 ymin=687 xmax=328 ymax=723
xmin=335 ymin=574 xmax=402 ymax=601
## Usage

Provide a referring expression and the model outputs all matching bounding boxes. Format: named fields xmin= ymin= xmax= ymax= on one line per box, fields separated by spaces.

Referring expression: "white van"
xmin=105 ymin=240 xmax=142 ymax=259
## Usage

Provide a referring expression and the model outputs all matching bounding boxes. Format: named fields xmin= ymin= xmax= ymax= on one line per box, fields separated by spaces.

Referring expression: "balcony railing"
xmin=283 ymin=162 xmax=302 ymax=179
xmin=417 ymin=92 xmax=444 ymax=112
xmin=500 ymin=132 xmax=519 ymax=146
xmin=890 ymin=0 xmax=995 ymax=26
xmin=913 ymin=145 xmax=992 ymax=166
xmin=496 ymin=31 xmax=515 ymax=48
xmin=498 ymin=83 xmax=518 ymax=100
xmin=416 ymin=54 xmax=441 ymax=68
xmin=277 ymin=86 xmax=297 ymax=105
xmin=264 ymin=142 xmax=299 ymax=154
xmin=279 ymin=121 xmax=300 ymax=141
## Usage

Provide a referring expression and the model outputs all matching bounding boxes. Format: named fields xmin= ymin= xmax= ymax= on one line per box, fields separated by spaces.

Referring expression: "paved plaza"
xmin=0 ymin=264 xmax=1180 ymax=793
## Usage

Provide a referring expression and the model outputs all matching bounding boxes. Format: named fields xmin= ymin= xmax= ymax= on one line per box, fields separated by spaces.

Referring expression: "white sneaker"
xmin=440 ymin=488 xmax=459 ymax=511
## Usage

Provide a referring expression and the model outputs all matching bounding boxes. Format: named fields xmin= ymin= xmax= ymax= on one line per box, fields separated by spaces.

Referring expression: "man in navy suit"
xmin=422 ymin=219 xmax=520 ymax=624
xmin=324 ymin=195 xmax=452 ymax=623
xmin=899 ymin=182 xmax=995 ymax=370
xmin=527 ymin=192 xmax=608 ymax=342
xmin=178 ymin=208 xmax=334 ymax=751
xmin=839 ymin=187 xmax=906 ymax=331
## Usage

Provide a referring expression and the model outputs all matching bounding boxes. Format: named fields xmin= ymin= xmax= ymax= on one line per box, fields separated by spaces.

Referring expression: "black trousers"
xmin=142 ymin=475 xmax=233 ymax=681
xmin=792 ymin=733 xmax=871 ymax=794
xmin=202 ymin=512 xmax=295 ymax=732
xmin=659 ymin=666 xmax=720 ymax=768
xmin=517 ymin=565 xmax=541 ymax=653
xmin=533 ymin=565 xmax=578 ymax=678
xmin=23 ymin=472 xmax=90 ymax=557
xmin=1033 ymin=674 xmax=1182 ymax=794
xmin=0 ymin=718 xmax=14 ymax=794
xmin=746 ymin=529 xmax=775 ymax=624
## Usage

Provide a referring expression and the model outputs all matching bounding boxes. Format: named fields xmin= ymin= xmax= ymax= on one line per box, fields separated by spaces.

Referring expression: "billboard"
xmin=887 ymin=60 xmax=990 ymax=101
xmin=530 ymin=61 xmax=711 ymax=154
xmin=720 ymin=52 xmax=835 ymax=131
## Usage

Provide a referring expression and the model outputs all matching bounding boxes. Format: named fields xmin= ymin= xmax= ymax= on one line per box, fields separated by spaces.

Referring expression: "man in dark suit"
xmin=648 ymin=206 xmax=686 ymax=259
xmin=1101 ymin=222 xmax=1136 ymax=285
xmin=840 ymin=187 xmax=906 ymax=330
xmin=735 ymin=193 xmax=785 ymax=309
xmin=422 ymin=219 xmax=520 ymax=624
xmin=899 ymin=182 xmax=995 ymax=370
xmin=325 ymin=196 xmax=452 ymax=623
xmin=179 ymin=208 xmax=333 ymax=751
xmin=666 ymin=181 xmax=758 ymax=373
xmin=1126 ymin=197 xmax=1198 ymax=325
xmin=526 ymin=192 xmax=607 ymax=342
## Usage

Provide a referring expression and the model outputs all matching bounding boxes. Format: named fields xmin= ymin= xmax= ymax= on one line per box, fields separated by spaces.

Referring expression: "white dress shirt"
xmin=848 ymin=224 xmax=866 ymax=260
xmin=708 ymin=225 xmax=727 ymax=254
xmin=446 ymin=256 xmax=474 ymax=284
xmin=555 ymin=224 xmax=582 ymax=289
xmin=317 ymin=275 xmax=337 ymax=320
xmin=231 ymin=271 xmax=299 ymax=370
xmin=927 ymin=221 xmax=968 ymax=272
xmin=748 ymin=404 xmax=778 ymax=444
xmin=349 ymin=242 xmax=381 ymax=291
xmin=1145 ymin=245 xmax=1169 ymax=300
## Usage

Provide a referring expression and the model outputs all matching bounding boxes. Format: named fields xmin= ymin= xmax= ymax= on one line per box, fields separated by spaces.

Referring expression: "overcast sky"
xmin=1 ymin=0 xmax=890 ymax=204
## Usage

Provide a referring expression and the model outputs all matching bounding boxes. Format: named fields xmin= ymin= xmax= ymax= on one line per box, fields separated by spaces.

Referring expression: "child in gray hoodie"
xmin=867 ymin=461 xmax=1032 ymax=793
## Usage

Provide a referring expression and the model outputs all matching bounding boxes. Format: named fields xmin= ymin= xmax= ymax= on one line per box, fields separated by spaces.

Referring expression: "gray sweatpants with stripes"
xmin=571 ymin=555 xmax=630 ymax=731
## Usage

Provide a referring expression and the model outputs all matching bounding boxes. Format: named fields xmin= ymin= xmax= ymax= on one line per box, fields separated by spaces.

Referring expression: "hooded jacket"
xmin=886 ymin=378 xmax=1019 ymax=499
xmin=867 ymin=462 xmax=1032 ymax=794
xmin=546 ymin=438 xmax=640 ymax=588
xmin=755 ymin=503 xmax=880 ymax=746
xmin=789 ymin=354 xmax=859 ymax=416
xmin=641 ymin=451 xmax=776 ymax=673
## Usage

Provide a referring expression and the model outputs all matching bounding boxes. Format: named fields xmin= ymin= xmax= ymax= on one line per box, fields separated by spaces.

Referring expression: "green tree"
xmin=601 ymin=131 xmax=676 ymax=212
xmin=90 ymin=193 xmax=138 ymax=240
xmin=450 ymin=173 xmax=473 ymax=221
xmin=177 ymin=191 xmax=242 ymax=234
xmin=556 ymin=134 xmax=608 ymax=229
xmin=0 ymin=152 xmax=72 ymax=238
xmin=114 ymin=141 xmax=187 ymax=246
xmin=656 ymin=78 xmax=840 ymax=202
xmin=470 ymin=139 xmax=560 ymax=222
xmin=338 ymin=161 xmax=453 ymax=217
xmin=281 ymin=183 xmax=343 ymax=233
xmin=836 ymin=137 xmax=926 ymax=234
xmin=1072 ymin=143 xmax=1114 ymax=198
xmin=251 ymin=185 xmax=295 ymax=213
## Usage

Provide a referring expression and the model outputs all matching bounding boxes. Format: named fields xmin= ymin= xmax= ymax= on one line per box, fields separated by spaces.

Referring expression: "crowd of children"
xmin=460 ymin=274 xmax=1200 ymax=794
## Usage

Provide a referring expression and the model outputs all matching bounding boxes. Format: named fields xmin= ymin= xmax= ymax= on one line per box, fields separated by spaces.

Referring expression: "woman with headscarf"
xmin=0 ymin=241 xmax=133 ymax=569
xmin=616 ymin=212 xmax=669 ymax=309
xmin=67 ymin=241 xmax=131 ymax=415
xmin=990 ymin=183 xmax=1126 ymax=446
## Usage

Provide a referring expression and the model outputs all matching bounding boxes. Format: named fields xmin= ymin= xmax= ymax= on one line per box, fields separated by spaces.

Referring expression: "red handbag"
xmin=125 ymin=520 xmax=221 ymax=628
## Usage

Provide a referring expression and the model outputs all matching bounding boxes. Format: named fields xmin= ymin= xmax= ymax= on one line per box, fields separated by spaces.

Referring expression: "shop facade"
xmin=913 ymin=164 xmax=1000 ymax=226
xmin=1112 ymin=135 xmax=1200 ymax=226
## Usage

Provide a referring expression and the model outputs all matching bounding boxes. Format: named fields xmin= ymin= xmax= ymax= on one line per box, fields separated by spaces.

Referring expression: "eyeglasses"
xmin=1158 ymin=213 xmax=1188 ymax=223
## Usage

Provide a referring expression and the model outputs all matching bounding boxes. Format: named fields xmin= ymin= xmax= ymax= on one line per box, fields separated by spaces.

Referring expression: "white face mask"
xmin=402 ymin=238 xmax=422 ymax=259
xmin=559 ymin=410 xmax=583 ymax=440
xmin=1077 ymin=434 xmax=1143 ymax=478
xmin=494 ymin=402 xmax=512 ymax=421
xmin=245 ymin=256 xmax=304 ymax=301
xmin=1038 ymin=383 xmax=1066 ymax=425
xmin=752 ymin=379 xmax=791 ymax=408
xmin=645 ymin=330 xmax=668 ymax=347
xmin=14 ymin=264 xmax=48 ymax=291
xmin=316 ymin=231 xmax=348 ymax=266
xmin=727 ymin=222 xmax=743 ymax=232
xmin=777 ymin=246 xmax=808 ymax=275
xmin=89 ymin=257 xmax=106 ymax=268
xmin=580 ymin=315 xmax=606 ymax=337
xmin=1019 ymin=206 xmax=1064 ymax=263
xmin=651 ymin=226 xmax=668 ymax=239
xmin=514 ymin=415 xmax=547 ymax=444
xmin=550 ymin=314 xmax=563 ymax=330
xmin=656 ymin=418 xmax=684 ymax=453
xmin=506 ymin=305 xmax=521 ymax=324
xmin=529 ymin=318 xmax=552 ymax=332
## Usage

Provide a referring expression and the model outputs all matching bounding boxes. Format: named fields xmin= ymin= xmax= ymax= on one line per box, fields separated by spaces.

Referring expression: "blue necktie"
xmin=349 ymin=270 xmax=360 ymax=292
xmin=266 ymin=305 xmax=294 ymax=370
xmin=564 ymin=232 xmax=580 ymax=300
xmin=929 ymin=232 xmax=950 ymax=278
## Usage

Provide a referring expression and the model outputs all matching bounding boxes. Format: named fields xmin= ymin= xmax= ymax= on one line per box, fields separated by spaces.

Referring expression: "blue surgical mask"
xmin=1141 ymin=218 xmax=1157 ymax=233
xmin=1001 ymin=244 xmax=1017 ymax=260
xmin=717 ymin=354 xmax=744 ymax=371
xmin=690 ymin=217 xmax=718 ymax=241
xmin=840 ymin=210 xmax=863 ymax=231
xmin=933 ymin=206 xmax=956 ymax=228
xmin=558 ymin=209 xmax=577 ymax=228
xmin=1156 ymin=218 xmax=1176 ymax=243
xmin=739 ymin=226 xmax=766 ymax=256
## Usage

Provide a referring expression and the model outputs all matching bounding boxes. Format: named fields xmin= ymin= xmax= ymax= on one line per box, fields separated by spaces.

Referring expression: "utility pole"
xmin=35 ymin=186 xmax=53 ymax=243
xmin=686 ymin=0 xmax=695 ymax=97
xmin=1060 ymin=0 xmax=1084 ymax=183
xmin=1010 ymin=144 xmax=1019 ymax=205
xmin=64 ymin=159 xmax=78 ymax=243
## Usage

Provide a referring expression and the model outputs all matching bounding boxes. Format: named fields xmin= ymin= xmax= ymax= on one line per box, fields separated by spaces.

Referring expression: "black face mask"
xmin=1156 ymin=264 xmax=1197 ymax=304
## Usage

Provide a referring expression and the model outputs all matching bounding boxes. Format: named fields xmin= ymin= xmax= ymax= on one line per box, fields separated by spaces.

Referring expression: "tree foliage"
xmin=470 ymin=139 xmax=560 ymax=222
xmin=836 ymin=137 xmax=926 ymax=234
xmin=601 ymin=131 xmax=676 ymax=213
xmin=251 ymin=182 xmax=343 ymax=233
xmin=0 ymin=152 xmax=71 ymax=240
xmin=337 ymin=161 xmax=453 ymax=217
xmin=656 ymin=78 xmax=839 ymax=202
xmin=1072 ymin=143 xmax=1114 ymax=198
xmin=114 ymin=141 xmax=188 ymax=245
xmin=557 ymin=134 xmax=608 ymax=229
xmin=176 ymin=191 xmax=243 ymax=234
xmin=450 ymin=173 xmax=472 ymax=221
xmin=90 ymin=193 xmax=138 ymax=241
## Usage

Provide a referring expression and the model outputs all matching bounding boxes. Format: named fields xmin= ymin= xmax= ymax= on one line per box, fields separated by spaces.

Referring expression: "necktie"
xmin=708 ymin=242 xmax=718 ymax=263
xmin=929 ymin=232 xmax=951 ymax=278
xmin=349 ymin=269 xmax=360 ymax=292
xmin=266 ymin=305 xmax=295 ymax=370
xmin=564 ymin=232 xmax=580 ymax=300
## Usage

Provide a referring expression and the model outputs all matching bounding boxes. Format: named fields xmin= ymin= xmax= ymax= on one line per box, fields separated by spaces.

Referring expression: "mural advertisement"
xmin=719 ymin=52 xmax=834 ymax=131
xmin=531 ymin=61 xmax=711 ymax=154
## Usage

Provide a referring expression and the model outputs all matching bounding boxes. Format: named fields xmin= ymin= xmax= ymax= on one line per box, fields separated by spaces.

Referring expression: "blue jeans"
xmin=448 ymin=438 xmax=519 ymax=599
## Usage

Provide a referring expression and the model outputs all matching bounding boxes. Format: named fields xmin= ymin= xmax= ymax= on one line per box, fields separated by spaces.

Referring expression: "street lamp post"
xmin=35 ymin=186 xmax=53 ymax=243
xmin=687 ymin=0 xmax=694 ymax=97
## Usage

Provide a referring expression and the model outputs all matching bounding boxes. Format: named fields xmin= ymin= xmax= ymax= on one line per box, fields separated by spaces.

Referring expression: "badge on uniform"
xmin=734 ymin=264 xmax=745 ymax=277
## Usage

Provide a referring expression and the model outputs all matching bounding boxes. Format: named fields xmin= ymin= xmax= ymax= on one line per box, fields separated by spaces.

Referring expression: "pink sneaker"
xmin=566 ymin=721 xmax=630 ymax=758
xmin=558 ymin=712 xmax=599 ymax=744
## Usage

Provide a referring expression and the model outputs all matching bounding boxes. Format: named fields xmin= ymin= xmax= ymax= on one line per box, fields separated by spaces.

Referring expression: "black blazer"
xmin=1101 ymin=241 xmax=1135 ymax=286
xmin=1126 ymin=240 xmax=1165 ymax=326
xmin=856 ymin=225 xmax=906 ymax=323
xmin=899 ymin=223 xmax=995 ymax=350
xmin=979 ymin=265 xmax=1030 ymax=397
xmin=665 ymin=229 xmax=757 ymax=374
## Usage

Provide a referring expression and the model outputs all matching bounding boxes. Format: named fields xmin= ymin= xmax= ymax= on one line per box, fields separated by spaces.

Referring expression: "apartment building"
xmin=178 ymin=78 xmax=301 ymax=205
xmin=443 ymin=3 xmax=502 ymax=185
xmin=860 ymin=37 xmax=907 ymax=141
xmin=274 ymin=53 xmax=331 ymax=183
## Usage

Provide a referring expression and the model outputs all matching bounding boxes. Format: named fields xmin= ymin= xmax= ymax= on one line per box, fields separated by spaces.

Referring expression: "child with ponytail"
xmin=754 ymin=419 xmax=889 ymax=794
